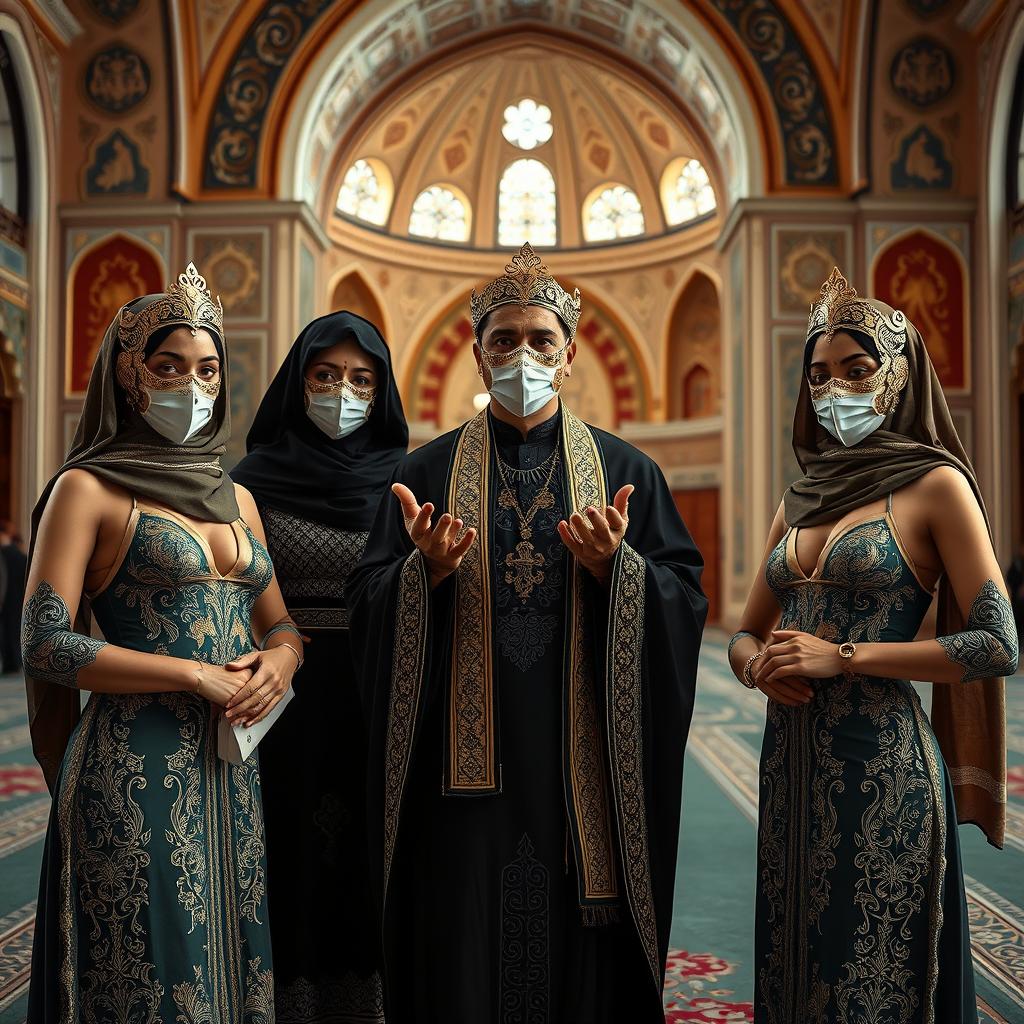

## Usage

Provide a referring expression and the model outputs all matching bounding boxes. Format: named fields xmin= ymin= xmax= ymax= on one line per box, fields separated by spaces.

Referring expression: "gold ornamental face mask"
xmin=116 ymin=261 xmax=225 ymax=411
xmin=479 ymin=342 xmax=568 ymax=418
xmin=304 ymin=378 xmax=377 ymax=439
xmin=806 ymin=267 xmax=909 ymax=417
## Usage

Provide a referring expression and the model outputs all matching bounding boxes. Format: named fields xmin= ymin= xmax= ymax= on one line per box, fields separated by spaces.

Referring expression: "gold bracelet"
xmin=192 ymin=660 xmax=205 ymax=699
xmin=275 ymin=641 xmax=303 ymax=671
xmin=742 ymin=651 xmax=763 ymax=689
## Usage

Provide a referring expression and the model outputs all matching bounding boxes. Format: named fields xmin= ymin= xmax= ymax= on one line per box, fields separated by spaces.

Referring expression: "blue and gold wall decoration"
xmin=204 ymin=0 xmax=335 ymax=188
xmin=709 ymin=0 xmax=838 ymax=186
xmin=890 ymin=124 xmax=953 ymax=189
xmin=890 ymin=37 xmax=954 ymax=108
xmin=84 ymin=130 xmax=150 ymax=195
xmin=85 ymin=45 xmax=151 ymax=115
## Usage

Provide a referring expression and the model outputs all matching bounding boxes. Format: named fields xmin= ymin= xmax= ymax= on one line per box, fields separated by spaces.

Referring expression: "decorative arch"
xmin=189 ymin=0 xmax=845 ymax=203
xmin=66 ymin=234 xmax=164 ymax=395
xmin=403 ymin=286 xmax=650 ymax=431
xmin=330 ymin=268 xmax=388 ymax=335
xmin=666 ymin=271 xmax=721 ymax=419
xmin=870 ymin=228 xmax=968 ymax=392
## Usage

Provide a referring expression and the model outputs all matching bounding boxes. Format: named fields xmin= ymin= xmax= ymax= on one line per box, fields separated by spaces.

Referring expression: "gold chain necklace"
xmin=495 ymin=446 xmax=560 ymax=602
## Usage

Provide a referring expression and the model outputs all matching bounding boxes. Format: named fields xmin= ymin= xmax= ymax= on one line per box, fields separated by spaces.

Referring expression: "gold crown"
xmin=806 ymin=266 xmax=883 ymax=344
xmin=470 ymin=243 xmax=581 ymax=339
xmin=116 ymin=261 xmax=224 ymax=408
xmin=806 ymin=267 xmax=910 ymax=415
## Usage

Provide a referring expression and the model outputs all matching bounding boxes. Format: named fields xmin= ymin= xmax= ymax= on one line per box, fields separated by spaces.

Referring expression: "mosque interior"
xmin=0 ymin=0 xmax=1022 ymax=1020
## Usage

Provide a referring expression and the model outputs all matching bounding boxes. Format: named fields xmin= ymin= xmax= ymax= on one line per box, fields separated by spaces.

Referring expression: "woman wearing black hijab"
xmin=232 ymin=311 xmax=408 ymax=1021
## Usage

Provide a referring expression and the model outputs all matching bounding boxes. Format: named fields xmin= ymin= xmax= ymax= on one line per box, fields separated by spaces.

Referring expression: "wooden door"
xmin=672 ymin=487 xmax=720 ymax=623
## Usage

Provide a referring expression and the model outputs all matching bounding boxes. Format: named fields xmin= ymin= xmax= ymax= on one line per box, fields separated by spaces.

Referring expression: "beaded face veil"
xmin=805 ymin=267 xmax=909 ymax=415
xmin=115 ymin=261 xmax=225 ymax=410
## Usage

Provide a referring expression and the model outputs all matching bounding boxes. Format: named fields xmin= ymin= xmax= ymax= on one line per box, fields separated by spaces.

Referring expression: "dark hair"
xmin=143 ymin=323 xmax=224 ymax=360
xmin=803 ymin=327 xmax=879 ymax=373
xmin=474 ymin=306 xmax=570 ymax=345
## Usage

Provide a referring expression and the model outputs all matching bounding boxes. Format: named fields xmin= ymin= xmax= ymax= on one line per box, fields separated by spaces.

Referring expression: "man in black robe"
xmin=347 ymin=243 xmax=707 ymax=1023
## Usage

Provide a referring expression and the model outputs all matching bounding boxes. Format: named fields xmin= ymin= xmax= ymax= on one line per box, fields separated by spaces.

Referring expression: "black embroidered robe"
xmin=346 ymin=405 xmax=707 ymax=1023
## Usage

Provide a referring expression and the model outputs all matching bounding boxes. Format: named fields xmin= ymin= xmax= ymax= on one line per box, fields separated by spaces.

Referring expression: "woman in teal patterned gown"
xmin=22 ymin=264 xmax=302 ymax=1023
xmin=730 ymin=269 xmax=1017 ymax=1024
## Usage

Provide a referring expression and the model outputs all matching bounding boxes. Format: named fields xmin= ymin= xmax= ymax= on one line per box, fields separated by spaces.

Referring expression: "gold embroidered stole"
xmin=383 ymin=408 xmax=660 ymax=987
xmin=443 ymin=408 xmax=618 ymax=906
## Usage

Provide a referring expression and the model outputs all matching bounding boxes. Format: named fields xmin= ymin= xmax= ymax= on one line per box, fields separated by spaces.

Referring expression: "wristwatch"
xmin=838 ymin=641 xmax=856 ymax=676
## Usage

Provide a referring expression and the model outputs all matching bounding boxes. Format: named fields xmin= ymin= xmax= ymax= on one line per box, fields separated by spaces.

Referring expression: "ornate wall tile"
xmin=65 ymin=225 xmax=171 ymax=272
xmin=871 ymin=228 xmax=968 ymax=391
xmin=186 ymin=230 xmax=269 ymax=321
xmin=770 ymin=225 xmax=853 ymax=319
xmin=84 ymin=45 xmax=150 ymax=114
xmin=771 ymin=327 xmax=804 ymax=500
xmin=224 ymin=330 xmax=269 ymax=469
xmin=84 ymin=130 xmax=149 ymax=195
xmin=890 ymin=123 xmax=952 ymax=190
xmin=66 ymin=234 xmax=163 ymax=395
xmin=890 ymin=37 xmax=954 ymax=108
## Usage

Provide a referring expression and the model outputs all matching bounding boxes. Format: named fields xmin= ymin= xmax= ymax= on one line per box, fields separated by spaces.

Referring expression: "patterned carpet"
xmin=0 ymin=633 xmax=1022 ymax=1022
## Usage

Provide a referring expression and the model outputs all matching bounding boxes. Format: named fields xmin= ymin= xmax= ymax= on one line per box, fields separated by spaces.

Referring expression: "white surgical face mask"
xmin=811 ymin=385 xmax=884 ymax=447
xmin=141 ymin=378 xmax=217 ymax=444
xmin=305 ymin=381 xmax=375 ymax=440
xmin=481 ymin=344 xmax=566 ymax=418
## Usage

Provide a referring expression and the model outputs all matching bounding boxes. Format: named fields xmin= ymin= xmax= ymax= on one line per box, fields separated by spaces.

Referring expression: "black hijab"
xmin=232 ymin=311 xmax=408 ymax=530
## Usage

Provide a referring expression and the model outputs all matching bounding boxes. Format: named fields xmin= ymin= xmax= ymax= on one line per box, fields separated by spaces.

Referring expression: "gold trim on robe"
xmin=607 ymin=539 xmax=660 ymax=986
xmin=382 ymin=552 xmax=429 ymax=897
xmin=382 ymin=406 xmax=661 ymax=991
xmin=446 ymin=412 xmax=496 ymax=791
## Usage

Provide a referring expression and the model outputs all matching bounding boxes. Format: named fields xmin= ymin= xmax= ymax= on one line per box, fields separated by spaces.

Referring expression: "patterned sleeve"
xmin=22 ymin=580 xmax=106 ymax=688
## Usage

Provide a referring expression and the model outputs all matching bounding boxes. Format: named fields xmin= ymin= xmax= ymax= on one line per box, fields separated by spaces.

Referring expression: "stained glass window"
xmin=409 ymin=185 xmax=471 ymax=241
xmin=661 ymin=158 xmax=716 ymax=227
xmin=336 ymin=158 xmax=392 ymax=226
xmin=583 ymin=184 xmax=645 ymax=242
xmin=502 ymin=98 xmax=553 ymax=150
xmin=498 ymin=159 xmax=557 ymax=247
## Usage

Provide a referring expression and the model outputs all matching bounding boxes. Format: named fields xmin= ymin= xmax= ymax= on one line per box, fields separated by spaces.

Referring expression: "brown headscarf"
xmin=26 ymin=265 xmax=238 ymax=791
xmin=784 ymin=270 xmax=1006 ymax=848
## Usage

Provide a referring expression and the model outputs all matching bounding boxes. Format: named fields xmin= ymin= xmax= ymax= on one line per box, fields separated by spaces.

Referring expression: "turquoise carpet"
xmin=1 ymin=634 xmax=1022 ymax=1021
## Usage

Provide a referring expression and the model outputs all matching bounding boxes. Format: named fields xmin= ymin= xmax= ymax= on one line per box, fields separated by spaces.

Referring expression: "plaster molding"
xmin=26 ymin=0 xmax=81 ymax=45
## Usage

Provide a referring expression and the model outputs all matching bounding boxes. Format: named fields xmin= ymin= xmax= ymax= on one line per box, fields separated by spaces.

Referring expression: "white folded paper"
xmin=217 ymin=686 xmax=295 ymax=764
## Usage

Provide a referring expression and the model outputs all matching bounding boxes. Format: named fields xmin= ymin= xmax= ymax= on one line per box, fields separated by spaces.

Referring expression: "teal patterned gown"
xmin=28 ymin=503 xmax=276 ymax=1024
xmin=756 ymin=495 xmax=976 ymax=1024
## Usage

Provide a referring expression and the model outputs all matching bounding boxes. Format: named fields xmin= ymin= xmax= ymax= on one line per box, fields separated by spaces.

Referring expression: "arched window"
xmin=0 ymin=33 xmax=28 ymax=228
xmin=582 ymin=183 xmax=645 ymax=242
xmin=683 ymin=363 xmax=714 ymax=418
xmin=409 ymin=184 xmax=471 ymax=242
xmin=502 ymin=98 xmax=553 ymax=151
xmin=336 ymin=157 xmax=393 ymax=226
xmin=660 ymin=158 xmax=716 ymax=227
xmin=498 ymin=159 xmax=556 ymax=247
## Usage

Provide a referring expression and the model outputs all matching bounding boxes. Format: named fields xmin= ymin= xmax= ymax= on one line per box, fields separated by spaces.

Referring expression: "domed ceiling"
xmin=327 ymin=39 xmax=721 ymax=251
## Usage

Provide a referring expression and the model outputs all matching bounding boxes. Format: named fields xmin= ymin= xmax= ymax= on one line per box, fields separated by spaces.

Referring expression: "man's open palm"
xmin=392 ymin=483 xmax=477 ymax=588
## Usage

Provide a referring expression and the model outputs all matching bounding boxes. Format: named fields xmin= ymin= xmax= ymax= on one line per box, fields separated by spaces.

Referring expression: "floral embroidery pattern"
xmin=758 ymin=514 xmax=945 ymax=1023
